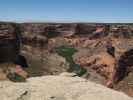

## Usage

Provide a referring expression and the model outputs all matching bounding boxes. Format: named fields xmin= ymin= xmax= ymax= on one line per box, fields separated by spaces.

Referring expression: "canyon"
xmin=0 ymin=22 xmax=133 ymax=99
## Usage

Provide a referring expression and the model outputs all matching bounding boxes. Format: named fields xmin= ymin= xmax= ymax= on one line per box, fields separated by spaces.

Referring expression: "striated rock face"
xmin=0 ymin=74 xmax=132 ymax=100
xmin=20 ymin=23 xmax=110 ymax=40
xmin=20 ymin=23 xmax=76 ymax=37
xmin=0 ymin=22 xmax=20 ymax=62
xmin=19 ymin=23 xmax=133 ymax=49
xmin=0 ymin=22 xmax=132 ymax=50
xmin=0 ymin=22 xmax=132 ymax=78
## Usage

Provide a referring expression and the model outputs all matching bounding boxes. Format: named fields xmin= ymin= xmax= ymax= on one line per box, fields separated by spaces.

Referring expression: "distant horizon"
xmin=1 ymin=20 xmax=133 ymax=24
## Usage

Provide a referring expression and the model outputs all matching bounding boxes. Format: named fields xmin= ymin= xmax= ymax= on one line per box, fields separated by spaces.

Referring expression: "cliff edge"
xmin=0 ymin=73 xmax=132 ymax=100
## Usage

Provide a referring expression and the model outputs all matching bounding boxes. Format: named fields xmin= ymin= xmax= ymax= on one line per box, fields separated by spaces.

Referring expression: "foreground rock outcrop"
xmin=0 ymin=74 xmax=132 ymax=100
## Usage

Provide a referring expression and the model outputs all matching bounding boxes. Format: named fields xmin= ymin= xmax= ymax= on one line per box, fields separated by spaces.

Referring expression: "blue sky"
xmin=0 ymin=0 xmax=133 ymax=22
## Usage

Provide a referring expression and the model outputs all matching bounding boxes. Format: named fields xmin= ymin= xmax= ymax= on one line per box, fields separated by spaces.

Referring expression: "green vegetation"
xmin=47 ymin=31 xmax=59 ymax=38
xmin=7 ymin=73 xmax=26 ymax=82
xmin=56 ymin=46 xmax=87 ymax=76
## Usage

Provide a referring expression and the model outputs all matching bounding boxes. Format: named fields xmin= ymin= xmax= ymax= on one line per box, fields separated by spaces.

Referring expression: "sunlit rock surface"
xmin=0 ymin=74 xmax=132 ymax=100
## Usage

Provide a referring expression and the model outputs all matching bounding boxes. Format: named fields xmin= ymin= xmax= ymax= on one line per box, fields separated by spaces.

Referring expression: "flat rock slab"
xmin=0 ymin=74 xmax=132 ymax=100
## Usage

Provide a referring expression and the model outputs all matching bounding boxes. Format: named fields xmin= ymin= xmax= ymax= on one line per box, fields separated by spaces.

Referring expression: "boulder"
xmin=0 ymin=75 xmax=132 ymax=100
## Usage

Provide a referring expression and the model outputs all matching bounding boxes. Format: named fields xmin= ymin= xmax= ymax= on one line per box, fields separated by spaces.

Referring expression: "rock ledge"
xmin=0 ymin=74 xmax=132 ymax=100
